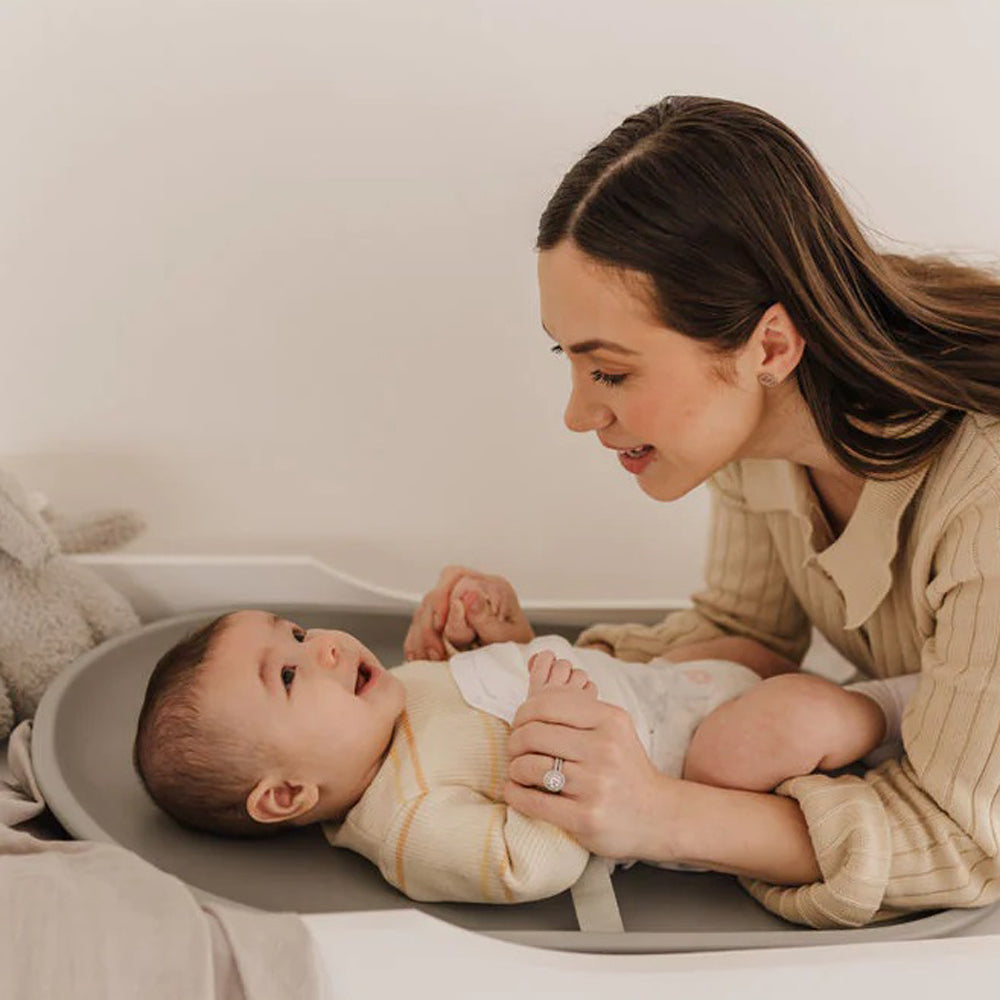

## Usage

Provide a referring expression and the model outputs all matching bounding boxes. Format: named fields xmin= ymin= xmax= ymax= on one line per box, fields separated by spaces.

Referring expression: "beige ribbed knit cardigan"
xmin=579 ymin=412 xmax=1000 ymax=929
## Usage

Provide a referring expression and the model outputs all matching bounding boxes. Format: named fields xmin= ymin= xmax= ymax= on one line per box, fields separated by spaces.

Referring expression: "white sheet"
xmin=304 ymin=908 xmax=1000 ymax=1000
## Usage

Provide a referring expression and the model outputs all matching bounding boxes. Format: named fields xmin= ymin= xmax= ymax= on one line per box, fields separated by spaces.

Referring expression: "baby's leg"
xmin=682 ymin=673 xmax=886 ymax=791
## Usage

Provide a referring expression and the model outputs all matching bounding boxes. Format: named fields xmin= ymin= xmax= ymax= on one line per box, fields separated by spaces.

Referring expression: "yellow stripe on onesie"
xmin=324 ymin=660 xmax=589 ymax=903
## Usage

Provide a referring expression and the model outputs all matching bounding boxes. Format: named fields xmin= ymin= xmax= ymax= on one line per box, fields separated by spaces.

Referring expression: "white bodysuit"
xmin=450 ymin=634 xmax=919 ymax=774
xmin=450 ymin=635 xmax=760 ymax=779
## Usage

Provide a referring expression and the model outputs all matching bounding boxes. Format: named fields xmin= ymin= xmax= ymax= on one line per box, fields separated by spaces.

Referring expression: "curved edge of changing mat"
xmin=29 ymin=607 xmax=1000 ymax=954
xmin=488 ymin=902 xmax=998 ymax=954
xmin=32 ymin=615 xmax=187 ymax=846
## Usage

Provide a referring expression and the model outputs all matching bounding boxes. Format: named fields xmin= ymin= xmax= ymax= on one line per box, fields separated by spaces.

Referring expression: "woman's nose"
xmin=563 ymin=379 xmax=612 ymax=434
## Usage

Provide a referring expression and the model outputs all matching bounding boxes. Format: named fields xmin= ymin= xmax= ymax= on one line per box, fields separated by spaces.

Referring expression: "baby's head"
xmin=133 ymin=610 xmax=406 ymax=836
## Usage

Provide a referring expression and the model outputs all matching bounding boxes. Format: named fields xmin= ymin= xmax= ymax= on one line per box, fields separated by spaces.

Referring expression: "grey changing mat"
xmin=31 ymin=605 xmax=999 ymax=954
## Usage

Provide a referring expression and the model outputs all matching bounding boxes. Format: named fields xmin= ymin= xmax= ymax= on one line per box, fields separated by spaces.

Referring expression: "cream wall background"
xmin=2 ymin=0 xmax=998 ymax=602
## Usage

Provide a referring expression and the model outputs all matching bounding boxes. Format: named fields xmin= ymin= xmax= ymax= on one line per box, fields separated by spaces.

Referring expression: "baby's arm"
xmin=682 ymin=672 xmax=887 ymax=791
xmin=370 ymin=650 xmax=595 ymax=903
xmin=376 ymin=786 xmax=589 ymax=903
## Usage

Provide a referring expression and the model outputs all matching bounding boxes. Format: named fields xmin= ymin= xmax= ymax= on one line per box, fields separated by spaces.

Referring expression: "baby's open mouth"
xmin=355 ymin=663 xmax=372 ymax=695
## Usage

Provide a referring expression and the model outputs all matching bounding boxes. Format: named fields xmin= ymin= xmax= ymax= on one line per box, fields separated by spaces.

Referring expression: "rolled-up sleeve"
xmin=578 ymin=463 xmax=811 ymax=663
xmin=742 ymin=494 xmax=1000 ymax=927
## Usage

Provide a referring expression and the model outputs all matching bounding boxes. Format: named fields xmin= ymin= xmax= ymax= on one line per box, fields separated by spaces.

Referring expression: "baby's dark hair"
xmin=132 ymin=613 xmax=283 ymax=837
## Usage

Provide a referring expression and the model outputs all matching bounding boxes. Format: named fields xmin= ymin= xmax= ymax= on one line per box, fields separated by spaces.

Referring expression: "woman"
xmin=404 ymin=96 xmax=1000 ymax=929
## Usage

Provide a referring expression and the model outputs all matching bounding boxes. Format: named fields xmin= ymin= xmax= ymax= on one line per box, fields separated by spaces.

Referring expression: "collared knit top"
xmin=579 ymin=412 xmax=1000 ymax=929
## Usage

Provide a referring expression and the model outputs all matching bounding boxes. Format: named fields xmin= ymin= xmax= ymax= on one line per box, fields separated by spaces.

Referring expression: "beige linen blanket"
xmin=0 ymin=722 xmax=324 ymax=1000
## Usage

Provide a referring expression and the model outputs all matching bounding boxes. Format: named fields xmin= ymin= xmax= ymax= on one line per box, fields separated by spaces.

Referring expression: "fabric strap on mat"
xmin=570 ymin=855 xmax=623 ymax=932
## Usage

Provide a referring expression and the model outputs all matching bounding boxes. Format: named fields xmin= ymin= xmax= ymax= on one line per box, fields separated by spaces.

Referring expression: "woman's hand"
xmin=505 ymin=664 xmax=677 ymax=861
xmin=403 ymin=565 xmax=535 ymax=661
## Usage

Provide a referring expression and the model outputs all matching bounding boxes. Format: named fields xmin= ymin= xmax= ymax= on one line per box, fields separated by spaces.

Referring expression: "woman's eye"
xmin=590 ymin=369 xmax=628 ymax=387
xmin=280 ymin=665 xmax=296 ymax=692
xmin=291 ymin=626 xmax=307 ymax=643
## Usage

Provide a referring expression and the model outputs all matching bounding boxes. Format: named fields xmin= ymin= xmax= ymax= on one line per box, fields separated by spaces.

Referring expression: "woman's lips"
xmin=618 ymin=445 xmax=656 ymax=474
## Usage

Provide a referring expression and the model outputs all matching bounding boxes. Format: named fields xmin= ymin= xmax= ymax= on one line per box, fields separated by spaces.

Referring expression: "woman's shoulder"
xmin=920 ymin=412 xmax=1000 ymax=514
xmin=964 ymin=412 xmax=1000 ymax=462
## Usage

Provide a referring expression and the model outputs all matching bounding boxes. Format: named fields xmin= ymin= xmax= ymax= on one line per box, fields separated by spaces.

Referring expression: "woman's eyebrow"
xmin=541 ymin=323 xmax=638 ymax=356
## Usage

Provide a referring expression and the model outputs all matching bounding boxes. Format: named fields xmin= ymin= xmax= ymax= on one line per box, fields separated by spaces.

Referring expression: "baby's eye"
xmin=280 ymin=665 xmax=296 ymax=692
xmin=291 ymin=626 xmax=307 ymax=643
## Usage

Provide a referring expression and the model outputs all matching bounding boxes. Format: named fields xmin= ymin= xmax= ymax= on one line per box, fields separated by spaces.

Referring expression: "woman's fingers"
xmin=404 ymin=565 xmax=533 ymax=659
xmin=403 ymin=565 xmax=480 ymax=660
xmin=467 ymin=576 xmax=534 ymax=644
xmin=506 ymin=717 xmax=594 ymax=764
xmin=405 ymin=593 xmax=454 ymax=661
xmin=431 ymin=565 xmax=478 ymax=630
xmin=403 ymin=597 xmax=435 ymax=661
xmin=508 ymin=752 xmax=581 ymax=795
xmin=505 ymin=693 xmax=671 ymax=861
xmin=442 ymin=592 xmax=477 ymax=647
xmin=512 ymin=687 xmax=612 ymax=732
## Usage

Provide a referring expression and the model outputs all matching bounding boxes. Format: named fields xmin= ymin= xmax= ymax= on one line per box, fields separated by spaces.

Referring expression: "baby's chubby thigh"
xmin=682 ymin=671 xmax=884 ymax=792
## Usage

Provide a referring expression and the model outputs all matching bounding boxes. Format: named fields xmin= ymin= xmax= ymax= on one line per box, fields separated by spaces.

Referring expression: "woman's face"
xmin=537 ymin=240 xmax=768 ymax=501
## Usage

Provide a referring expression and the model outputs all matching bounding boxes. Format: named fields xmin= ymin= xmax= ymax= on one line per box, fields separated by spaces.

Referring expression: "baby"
xmin=133 ymin=606 xmax=916 ymax=904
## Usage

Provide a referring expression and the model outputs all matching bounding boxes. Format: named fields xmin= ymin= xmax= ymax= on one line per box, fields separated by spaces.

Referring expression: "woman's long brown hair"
xmin=537 ymin=95 xmax=1000 ymax=478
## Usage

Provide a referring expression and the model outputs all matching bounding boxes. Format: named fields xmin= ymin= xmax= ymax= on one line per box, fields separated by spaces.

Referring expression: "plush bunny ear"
xmin=0 ymin=469 xmax=59 ymax=569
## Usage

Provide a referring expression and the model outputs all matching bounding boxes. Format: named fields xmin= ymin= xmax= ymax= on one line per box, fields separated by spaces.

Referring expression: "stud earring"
xmin=757 ymin=372 xmax=779 ymax=388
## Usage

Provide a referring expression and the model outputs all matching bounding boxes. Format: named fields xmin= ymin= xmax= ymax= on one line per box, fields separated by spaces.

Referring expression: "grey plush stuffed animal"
xmin=0 ymin=469 xmax=142 ymax=738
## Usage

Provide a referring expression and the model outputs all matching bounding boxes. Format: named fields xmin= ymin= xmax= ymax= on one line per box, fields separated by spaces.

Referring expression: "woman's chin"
xmin=636 ymin=470 xmax=696 ymax=502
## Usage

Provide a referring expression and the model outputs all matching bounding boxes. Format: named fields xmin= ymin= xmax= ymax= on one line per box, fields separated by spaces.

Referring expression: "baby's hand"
xmin=527 ymin=650 xmax=597 ymax=697
xmin=404 ymin=566 xmax=534 ymax=661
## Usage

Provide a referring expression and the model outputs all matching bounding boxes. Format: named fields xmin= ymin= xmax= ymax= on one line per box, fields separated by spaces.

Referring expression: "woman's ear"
xmin=246 ymin=777 xmax=320 ymax=824
xmin=755 ymin=303 xmax=806 ymax=383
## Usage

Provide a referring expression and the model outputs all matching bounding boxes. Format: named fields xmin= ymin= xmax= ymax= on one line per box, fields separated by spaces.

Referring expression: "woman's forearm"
xmin=662 ymin=636 xmax=800 ymax=679
xmin=647 ymin=775 xmax=821 ymax=885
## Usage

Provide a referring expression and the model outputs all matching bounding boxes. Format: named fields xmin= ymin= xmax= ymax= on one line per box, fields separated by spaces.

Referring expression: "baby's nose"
xmin=318 ymin=640 xmax=360 ymax=678
xmin=308 ymin=632 xmax=340 ymax=668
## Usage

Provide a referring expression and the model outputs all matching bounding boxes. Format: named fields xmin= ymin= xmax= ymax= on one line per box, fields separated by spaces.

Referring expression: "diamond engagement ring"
xmin=541 ymin=757 xmax=566 ymax=794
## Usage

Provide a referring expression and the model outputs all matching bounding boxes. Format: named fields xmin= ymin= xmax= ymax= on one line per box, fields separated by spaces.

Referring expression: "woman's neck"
xmin=745 ymin=380 xmax=865 ymax=492
xmin=743 ymin=382 xmax=865 ymax=537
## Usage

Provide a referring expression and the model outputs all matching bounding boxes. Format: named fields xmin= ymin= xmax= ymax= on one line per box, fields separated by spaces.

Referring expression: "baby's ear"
xmin=246 ymin=778 xmax=319 ymax=824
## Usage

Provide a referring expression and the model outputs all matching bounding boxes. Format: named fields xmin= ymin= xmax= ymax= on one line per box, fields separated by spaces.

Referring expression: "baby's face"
xmin=198 ymin=610 xmax=406 ymax=813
